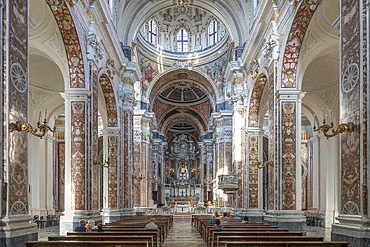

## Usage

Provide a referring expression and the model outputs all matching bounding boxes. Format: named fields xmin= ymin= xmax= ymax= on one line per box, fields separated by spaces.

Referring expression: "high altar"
xmin=161 ymin=133 xmax=204 ymax=207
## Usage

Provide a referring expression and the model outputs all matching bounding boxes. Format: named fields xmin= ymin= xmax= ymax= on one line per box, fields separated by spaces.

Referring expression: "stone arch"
xmin=99 ymin=74 xmax=118 ymax=127
xmin=46 ymin=3 xmax=85 ymax=89
xmin=148 ymin=68 xmax=218 ymax=110
xmin=280 ymin=3 xmax=317 ymax=89
xmin=248 ymin=74 xmax=268 ymax=127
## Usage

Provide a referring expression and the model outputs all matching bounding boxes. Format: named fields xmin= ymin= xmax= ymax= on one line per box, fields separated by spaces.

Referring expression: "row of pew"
xmin=26 ymin=215 xmax=173 ymax=247
xmin=192 ymin=215 xmax=349 ymax=247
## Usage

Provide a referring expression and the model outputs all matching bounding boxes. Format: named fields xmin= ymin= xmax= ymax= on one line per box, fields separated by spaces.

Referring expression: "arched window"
xmin=176 ymin=28 xmax=188 ymax=52
xmin=148 ymin=19 xmax=157 ymax=46
xmin=208 ymin=19 xmax=218 ymax=46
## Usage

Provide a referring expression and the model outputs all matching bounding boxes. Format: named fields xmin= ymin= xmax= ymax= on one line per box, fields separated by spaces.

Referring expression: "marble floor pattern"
xmin=163 ymin=215 xmax=206 ymax=247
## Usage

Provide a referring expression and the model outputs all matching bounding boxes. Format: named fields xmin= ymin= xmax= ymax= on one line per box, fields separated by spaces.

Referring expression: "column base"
xmin=0 ymin=215 xmax=38 ymax=247
xmin=59 ymin=210 xmax=102 ymax=235
xmin=245 ymin=208 xmax=265 ymax=222
xmin=101 ymin=208 xmax=134 ymax=224
xmin=264 ymin=210 xmax=307 ymax=233
xmin=331 ymin=214 xmax=370 ymax=246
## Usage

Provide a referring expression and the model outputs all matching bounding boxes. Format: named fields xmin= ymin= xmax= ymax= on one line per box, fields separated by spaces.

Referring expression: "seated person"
xmin=96 ymin=223 xmax=104 ymax=232
xmin=209 ymin=215 xmax=216 ymax=224
xmin=215 ymin=211 xmax=221 ymax=217
xmin=145 ymin=217 xmax=158 ymax=229
xmin=233 ymin=213 xmax=241 ymax=220
xmin=242 ymin=215 xmax=249 ymax=223
xmin=222 ymin=212 xmax=230 ymax=221
xmin=74 ymin=220 xmax=87 ymax=232
xmin=213 ymin=219 xmax=223 ymax=229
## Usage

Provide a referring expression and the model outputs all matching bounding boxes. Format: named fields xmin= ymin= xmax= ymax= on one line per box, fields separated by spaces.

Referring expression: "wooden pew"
xmin=216 ymin=236 xmax=324 ymax=247
xmin=208 ymin=227 xmax=290 ymax=246
xmin=49 ymin=235 xmax=155 ymax=247
xmin=67 ymin=230 xmax=160 ymax=247
xmin=102 ymin=225 xmax=165 ymax=242
xmin=26 ymin=240 xmax=150 ymax=247
xmin=223 ymin=241 xmax=349 ymax=247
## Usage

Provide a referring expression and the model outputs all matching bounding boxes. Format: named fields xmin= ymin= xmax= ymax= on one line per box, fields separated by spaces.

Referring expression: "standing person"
xmin=145 ymin=217 xmax=158 ymax=229
xmin=74 ymin=220 xmax=87 ymax=232
xmin=213 ymin=219 xmax=223 ymax=229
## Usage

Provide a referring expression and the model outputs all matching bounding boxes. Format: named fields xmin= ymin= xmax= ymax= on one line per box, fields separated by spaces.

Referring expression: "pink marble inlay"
xmin=48 ymin=4 xmax=85 ymax=88
xmin=281 ymin=102 xmax=296 ymax=210
xmin=71 ymin=102 xmax=86 ymax=210
xmin=281 ymin=4 xmax=315 ymax=88
xmin=99 ymin=75 xmax=118 ymax=127
xmin=249 ymin=75 xmax=268 ymax=127
xmin=248 ymin=136 xmax=259 ymax=208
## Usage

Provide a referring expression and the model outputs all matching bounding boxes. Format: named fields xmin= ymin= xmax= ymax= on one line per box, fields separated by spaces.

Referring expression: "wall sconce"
xmin=132 ymin=171 xmax=143 ymax=181
xmin=313 ymin=118 xmax=354 ymax=139
xmin=255 ymin=160 xmax=273 ymax=169
xmin=9 ymin=110 xmax=56 ymax=139
xmin=94 ymin=157 xmax=110 ymax=169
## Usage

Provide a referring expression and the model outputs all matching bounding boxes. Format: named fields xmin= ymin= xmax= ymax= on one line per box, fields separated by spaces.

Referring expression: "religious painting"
xmin=202 ymin=55 xmax=228 ymax=99
xmin=138 ymin=53 xmax=159 ymax=97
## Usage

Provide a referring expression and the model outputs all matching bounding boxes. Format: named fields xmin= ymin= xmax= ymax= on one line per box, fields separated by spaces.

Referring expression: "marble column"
xmin=245 ymin=128 xmax=265 ymax=221
xmin=118 ymin=81 xmax=135 ymax=216
xmin=231 ymin=91 xmax=247 ymax=211
xmin=331 ymin=0 xmax=370 ymax=245
xmin=1 ymin=1 xmax=38 ymax=246
xmin=210 ymin=112 xmax=232 ymax=207
xmin=264 ymin=90 xmax=306 ymax=232
xmin=133 ymin=110 xmax=155 ymax=207
xmin=101 ymin=127 xmax=120 ymax=223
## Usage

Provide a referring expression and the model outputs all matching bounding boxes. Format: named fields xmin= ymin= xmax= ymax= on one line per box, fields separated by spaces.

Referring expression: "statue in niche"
xmin=177 ymin=162 xmax=189 ymax=184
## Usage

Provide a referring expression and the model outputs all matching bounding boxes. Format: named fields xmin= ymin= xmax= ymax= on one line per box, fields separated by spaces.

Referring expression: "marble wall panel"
xmin=123 ymin=112 xmax=130 ymax=208
xmin=99 ymin=75 xmax=118 ymax=127
xmin=340 ymin=0 xmax=361 ymax=213
xmin=8 ymin=0 xmax=28 ymax=215
xmin=58 ymin=142 xmax=65 ymax=212
xmin=71 ymin=102 xmax=86 ymax=210
xmin=108 ymin=135 xmax=118 ymax=208
xmin=248 ymin=75 xmax=267 ymax=127
xmin=49 ymin=4 xmax=84 ymax=88
xmin=281 ymin=4 xmax=315 ymax=88
xmin=268 ymin=63 xmax=276 ymax=210
xmin=281 ymin=102 xmax=296 ymax=210
xmin=91 ymin=67 xmax=99 ymax=210
xmin=248 ymin=136 xmax=259 ymax=208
